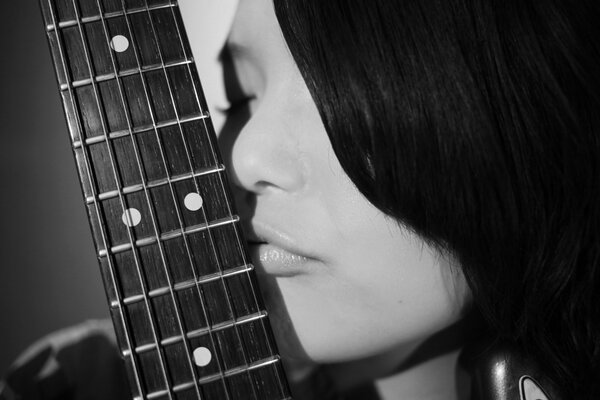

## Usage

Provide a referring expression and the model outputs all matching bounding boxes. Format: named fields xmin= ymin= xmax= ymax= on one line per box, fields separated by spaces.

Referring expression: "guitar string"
xmin=162 ymin=2 xmax=272 ymax=399
xmin=139 ymin=2 xmax=239 ymax=398
xmin=44 ymin=0 xmax=146 ymax=397
xmin=110 ymin=0 xmax=228 ymax=396
xmin=159 ymin=8 xmax=262 ymax=395
xmin=43 ymin=0 xmax=149 ymax=393
xmin=168 ymin=3 xmax=290 ymax=397
xmin=126 ymin=0 xmax=253 ymax=396
xmin=163 ymin=3 xmax=266 ymax=398
xmin=98 ymin=0 xmax=226 ymax=397
xmin=93 ymin=0 xmax=206 ymax=397
xmin=49 ymin=0 xmax=284 ymax=396
xmin=68 ymin=0 xmax=175 ymax=397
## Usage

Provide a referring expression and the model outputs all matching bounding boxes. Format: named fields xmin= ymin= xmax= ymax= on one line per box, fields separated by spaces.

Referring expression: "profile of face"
xmin=219 ymin=0 xmax=469 ymax=366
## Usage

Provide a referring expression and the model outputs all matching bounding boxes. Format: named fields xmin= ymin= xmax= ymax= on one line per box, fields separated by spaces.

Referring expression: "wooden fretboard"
xmin=40 ymin=0 xmax=291 ymax=398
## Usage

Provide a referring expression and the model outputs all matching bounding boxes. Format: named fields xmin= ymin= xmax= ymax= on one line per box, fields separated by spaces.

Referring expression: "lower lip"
xmin=248 ymin=243 xmax=311 ymax=277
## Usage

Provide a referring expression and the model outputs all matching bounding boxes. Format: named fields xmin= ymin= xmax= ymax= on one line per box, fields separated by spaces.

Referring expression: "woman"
xmin=3 ymin=0 xmax=599 ymax=399
xmin=224 ymin=0 xmax=600 ymax=398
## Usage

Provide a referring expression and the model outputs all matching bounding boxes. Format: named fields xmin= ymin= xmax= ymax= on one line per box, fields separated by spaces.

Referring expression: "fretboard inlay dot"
xmin=193 ymin=346 xmax=212 ymax=367
xmin=40 ymin=0 xmax=292 ymax=396
xmin=121 ymin=208 xmax=141 ymax=227
xmin=184 ymin=192 xmax=203 ymax=211
xmin=110 ymin=35 xmax=130 ymax=53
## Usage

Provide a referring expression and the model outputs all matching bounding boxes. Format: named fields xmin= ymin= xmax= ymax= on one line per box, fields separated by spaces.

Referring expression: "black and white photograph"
xmin=1 ymin=1 xmax=599 ymax=399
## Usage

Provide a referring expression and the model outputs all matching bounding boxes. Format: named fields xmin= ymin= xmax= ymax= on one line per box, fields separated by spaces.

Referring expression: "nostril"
xmin=230 ymin=186 xmax=257 ymax=222
xmin=255 ymin=180 xmax=277 ymax=192
xmin=243 ymin=190 xmax=257 ymax=211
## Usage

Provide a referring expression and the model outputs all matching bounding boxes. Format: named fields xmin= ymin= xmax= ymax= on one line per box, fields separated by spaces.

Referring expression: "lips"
xmin=248 ymin=243 xmax=312 ymax=277
xmin=242 ymin=221 xmax=317 ymax=277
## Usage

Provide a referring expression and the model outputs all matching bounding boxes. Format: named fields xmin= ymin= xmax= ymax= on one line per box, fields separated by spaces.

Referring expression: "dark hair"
xmin=273 ymin=0 xmax=600 ymax=397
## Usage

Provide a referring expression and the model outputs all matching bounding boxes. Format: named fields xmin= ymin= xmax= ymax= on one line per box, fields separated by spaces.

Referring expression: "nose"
xmin=227 ymin=108 xmax=307 ymax=195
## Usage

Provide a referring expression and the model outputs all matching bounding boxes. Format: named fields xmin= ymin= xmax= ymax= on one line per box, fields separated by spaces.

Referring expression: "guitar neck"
xmin=40 ymin=0 xmax=291 ymax=398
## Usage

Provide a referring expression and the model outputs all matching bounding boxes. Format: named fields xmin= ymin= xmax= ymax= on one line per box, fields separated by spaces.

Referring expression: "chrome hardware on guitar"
xmin=39 ymin=0 xmax=291 ymax=398
xmin=461 ymin=339 xmax=562 ymax=400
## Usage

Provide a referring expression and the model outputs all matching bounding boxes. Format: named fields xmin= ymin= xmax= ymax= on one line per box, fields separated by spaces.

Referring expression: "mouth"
xmin=247 ymin=242 xmax=311 ymax=277
xmin=244 ymin=223 xmax=316 ymax=277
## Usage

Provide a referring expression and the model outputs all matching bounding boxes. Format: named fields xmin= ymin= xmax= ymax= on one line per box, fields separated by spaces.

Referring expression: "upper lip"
xmin=241 ymin=219 xmax=316 ymax=260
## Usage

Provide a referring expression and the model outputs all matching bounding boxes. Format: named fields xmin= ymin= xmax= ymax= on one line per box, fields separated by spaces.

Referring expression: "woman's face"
xmin=220 ymin=0 xmax=468 ymax=365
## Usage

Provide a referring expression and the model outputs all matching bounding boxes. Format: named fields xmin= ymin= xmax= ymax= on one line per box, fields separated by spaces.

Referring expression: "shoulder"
xmin=1 ymin=319 xmax=130 ymax=400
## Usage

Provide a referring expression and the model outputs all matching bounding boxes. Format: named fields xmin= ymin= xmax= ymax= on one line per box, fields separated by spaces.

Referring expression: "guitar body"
xmin=461 ymin=339 xmax=563 ymax=400
xmin=39 ymin=0 xmax=291 ymax=398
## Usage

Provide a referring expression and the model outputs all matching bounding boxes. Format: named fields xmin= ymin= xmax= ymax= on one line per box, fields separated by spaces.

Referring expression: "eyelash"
xmin=223 ymin=96 xmax=254 ymax=115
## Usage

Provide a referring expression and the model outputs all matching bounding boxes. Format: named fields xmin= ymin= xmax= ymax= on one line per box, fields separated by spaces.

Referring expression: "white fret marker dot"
xmin=184 ymin=192 xmax=203 ymax=211
xmin=110 ymin=35 xmax=129 ymax=53
xmin=193 ymin=347 xmax=212 ymax=367
xmin=121 ymin=208 xmax=141 ymax=227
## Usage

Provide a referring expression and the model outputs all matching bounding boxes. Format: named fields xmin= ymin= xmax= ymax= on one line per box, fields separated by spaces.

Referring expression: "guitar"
xmin=39 ymin=0 xmax=292 ymax=398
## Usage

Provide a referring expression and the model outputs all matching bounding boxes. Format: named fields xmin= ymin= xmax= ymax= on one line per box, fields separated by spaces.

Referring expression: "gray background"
xmin=0 ymin=0 xmax=107 ymax=375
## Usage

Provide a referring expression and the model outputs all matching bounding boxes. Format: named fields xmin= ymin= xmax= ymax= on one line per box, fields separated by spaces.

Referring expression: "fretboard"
xmin=40 ymin=0 xmax=291 ymax=399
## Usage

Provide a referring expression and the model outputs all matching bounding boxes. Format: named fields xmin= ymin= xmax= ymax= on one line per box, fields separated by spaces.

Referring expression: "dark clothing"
xmin=0 ymin=321 xmax=130 ymax=400
xmin=0 ymin=320 xmax=380 ymax=400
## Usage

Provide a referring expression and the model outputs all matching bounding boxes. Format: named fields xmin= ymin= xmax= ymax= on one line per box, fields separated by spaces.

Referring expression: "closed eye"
xmin=219 ymin=43 xmax=256 ymax=116
xmin=219 ymin=96 xmax=255 ymax=115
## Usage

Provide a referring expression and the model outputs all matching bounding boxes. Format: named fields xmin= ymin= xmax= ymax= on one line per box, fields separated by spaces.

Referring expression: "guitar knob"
xmin=460 ymin=339 xmax=561 ymax=400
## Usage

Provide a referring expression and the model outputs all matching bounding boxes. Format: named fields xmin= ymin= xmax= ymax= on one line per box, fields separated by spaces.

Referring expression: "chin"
xmin=264 ymin=291 xmax=420 ymax=365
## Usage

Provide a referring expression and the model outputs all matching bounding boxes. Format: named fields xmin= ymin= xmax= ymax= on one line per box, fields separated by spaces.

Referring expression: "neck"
xmin=327 ymin=319 xmax=474 ymax=399
xmin=374 ymin=348 xmax=468 ymax=400
xmin=324 ymin=346 xmax=468 ymax=400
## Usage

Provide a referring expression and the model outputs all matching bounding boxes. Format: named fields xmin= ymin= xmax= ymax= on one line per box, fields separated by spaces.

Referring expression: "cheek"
xmin=267 ymin=244 xmax=467 ymax=363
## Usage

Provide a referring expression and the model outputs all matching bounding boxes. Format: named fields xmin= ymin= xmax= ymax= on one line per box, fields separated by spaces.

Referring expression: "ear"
xmin=520 ymin=376 xmax=551 ymax=400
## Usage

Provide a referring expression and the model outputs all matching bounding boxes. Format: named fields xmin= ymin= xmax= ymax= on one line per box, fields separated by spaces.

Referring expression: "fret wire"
xmin=98 ymin=215 xmax=240 ymax=257
xmin=166 ymin=5 xmax=220 ymax=171
xmin=215 ymin=64 xmax=290 ymax=400
xmin=85 ymin=165 xmax=225 ymax=203
xmin=144 ymin=3 xmax=261 ymax=398
xmin=200 ymin=209 xmax=261 ymax=399
xmin=179 ymin=186 xmax=260 ymax=398
xmin=166 ymin=4 xmax=267 ymax=398
xmin=167 ymin=0 xmax=266 ymax=343
xmin=117 ymin=0 xmax=231 ymax=396
xmin=71 ymin=1 xmax=167 ymax=396
xmin=214 ymin=187 xmax=260 ymax=399
xmin=45 ymin=3 xmax=176 ymax=32
xmin=168 ymin=4 xmax=288 ymax=396
xmin=147 ymin=389 xmax=170 ymax=400
xmin=123 ymin=311 xmax=268 ymax=357
xmin=48 ymin=1 xmax=287 ymax=397
xmin=168 ymin=5 xmax=289 ymax=397
xmin=69 ymin=0 xmax=174 ymax=397
xmin=96 ymin=0 xmax=207 ymax=397
xmin=60 ymin=58 xmax=195 ymax=90
xmin=138 ymin=2 xmax=238 ymax=398
xmin=73 ymin=112 xmax=209 ymax=149
xmin=214 ymin=175 xmax=267 ymax=397
xmin=45 ymin=0 xmax=145 ymax=397
xmin=137 ymin=356 xmax=282 ymax=398
xmin=114 ymin=265 xmax=256 ymax=308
